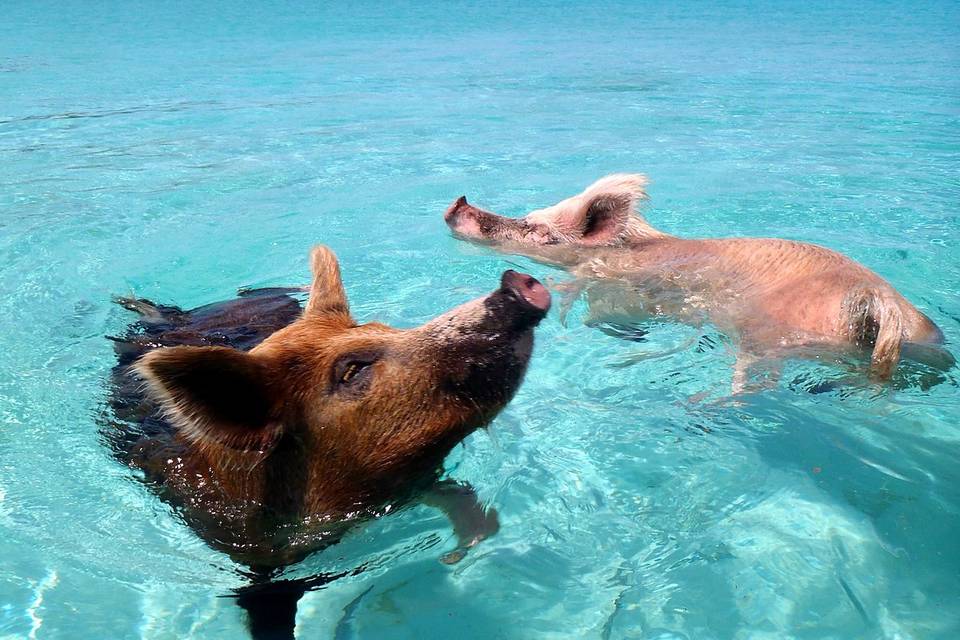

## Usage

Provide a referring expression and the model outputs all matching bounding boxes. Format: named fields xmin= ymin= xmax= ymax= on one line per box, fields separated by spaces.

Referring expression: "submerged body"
xmin=105 ymin=247 xmax=550 ymax=638
xmin=444 ymin=174 xmax=945 ymax=385
xmin=572 ymin=237 xmax=941 ymax=353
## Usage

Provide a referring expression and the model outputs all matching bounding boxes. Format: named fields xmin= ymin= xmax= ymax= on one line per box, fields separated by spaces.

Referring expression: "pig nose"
xmin=444 ymin=196 xmax=471 ymax=225
xmin=501 ymin=270 xmax=551 ymax=312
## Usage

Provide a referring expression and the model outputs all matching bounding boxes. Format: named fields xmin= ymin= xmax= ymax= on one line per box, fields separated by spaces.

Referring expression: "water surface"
xmin=1 ymin=1 xmax=959 ymax=638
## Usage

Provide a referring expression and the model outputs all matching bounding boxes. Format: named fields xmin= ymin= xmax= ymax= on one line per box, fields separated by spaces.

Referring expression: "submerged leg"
xmin=112 ymin=295 xmax=184 ymax=325
xmin=237 ymin=285 xmax=310 ymax=298
xmin=591 ymin=321 xmax=650 ymax=343
xmin=233 ymin=570 xmax=350 ymax=640
xmin=732 ymin=352 xmax=782 ymax=395
xmin=901 ymin=341 xmax=956 ymax=373
xmin=235 ymin=581 xmax=305 ymax=640
xmin=731 ymin=354 xmax=752 ymax=395
xmin=550 ymin=278 xmax=587 ymax=327
xmin=422 ymin=480 xmax=499 ymax=565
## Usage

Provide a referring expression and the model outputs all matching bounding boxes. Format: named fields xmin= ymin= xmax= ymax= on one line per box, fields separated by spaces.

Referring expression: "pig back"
xmin=103 ymin=288 xmax=303 ymax=467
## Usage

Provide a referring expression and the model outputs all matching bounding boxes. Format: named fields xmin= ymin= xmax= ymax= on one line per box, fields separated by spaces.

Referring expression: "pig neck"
xmin=184 ymin=415 xmax=467 ymax=524
xmin=564 ymin=236 xmax=695 ymax=278
xmin=175 ymin=429 xmax=352 ymax=524
xmin=174 ymin=430 xmax=313 ymax=520
xmin=302 ymin=416 xmax=475 ymax=513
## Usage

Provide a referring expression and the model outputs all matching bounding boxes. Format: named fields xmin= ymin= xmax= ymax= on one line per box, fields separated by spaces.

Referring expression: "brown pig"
xmin=444 ymin=174 xmax=946 ymax=389
xmin=105 ymin=246 xmax=550 ymax=639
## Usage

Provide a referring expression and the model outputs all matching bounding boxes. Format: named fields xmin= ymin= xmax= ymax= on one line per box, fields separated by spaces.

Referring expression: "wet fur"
xmin=105 ymin=248 xmax=544 ymax=638
xmin=445 ymin=174 xmax=947 ymax=384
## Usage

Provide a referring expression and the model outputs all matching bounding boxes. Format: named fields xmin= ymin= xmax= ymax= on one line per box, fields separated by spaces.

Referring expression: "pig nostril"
xmin=499 ymin=270 xmax=550 ymax=313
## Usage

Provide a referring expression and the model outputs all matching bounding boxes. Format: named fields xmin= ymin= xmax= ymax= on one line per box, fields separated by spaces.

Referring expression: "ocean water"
xmin=1 ymin=0 xmax=959 ymax=638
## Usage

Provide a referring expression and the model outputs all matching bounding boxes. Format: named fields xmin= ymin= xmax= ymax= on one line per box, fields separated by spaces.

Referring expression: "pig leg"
xmin=112 ymin=295 xmax=184 ymax=325
xmin=547 ymin=277 xmax=587 ymax=327
xmin=234 ymin=567 xmax=355 ymax=640
xmin=731 ymin=355 xmax=752 ymax=395
xmin=591 ymin=321 xmax=650 ymax=343
xmin=235 ymin=578 xmax=305 ymax=640
xmin=237 ymin=285 xmax=310 ymax=298
xmin=422 ymin=480 xmax=499 ymax=565
xmin=732 ymin=353 xmax=782 ymax=395
xmin=552 ymin=277 xmax=647 ymax=328
xmin=579 ymin=280 xmax=677 ymax=344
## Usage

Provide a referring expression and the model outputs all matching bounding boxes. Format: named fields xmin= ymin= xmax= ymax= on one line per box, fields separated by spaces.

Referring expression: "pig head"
xmin=444 ymin=173 xmax=667 ymax=266
xmin=110 ymin=246 xmax=550 ymax=566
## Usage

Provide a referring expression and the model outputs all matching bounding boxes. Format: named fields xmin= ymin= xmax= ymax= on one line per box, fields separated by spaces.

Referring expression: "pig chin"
xmin=513 ymin=329 xmax=534 ymax=360
xmin=444 ymin=196 xmax=528 ymax=245
xmin=450 ymin=219 xmax=530 ymax=247
xmin=430 ymin=271 xmax=549 ymax=412
xmin=440 ymin=335 xmax=532 ymax=415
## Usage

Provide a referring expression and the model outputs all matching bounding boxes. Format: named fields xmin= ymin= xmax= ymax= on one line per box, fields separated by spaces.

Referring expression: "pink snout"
xmin=444 ymin=196 xmax=485 ymax=238
xmin=501 ymin=270 xmax=551 ymax=313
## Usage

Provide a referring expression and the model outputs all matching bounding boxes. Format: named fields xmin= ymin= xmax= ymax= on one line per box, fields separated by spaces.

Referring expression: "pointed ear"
xmin=304 ymin=245 xmax=351 ymax=320
xmin=557 ymin=174 xmax=649 ymax=245
xmin=134 ymin=346 xmax=281 ymax=450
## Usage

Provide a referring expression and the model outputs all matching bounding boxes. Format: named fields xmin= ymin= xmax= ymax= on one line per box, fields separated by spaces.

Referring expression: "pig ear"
xmin=304 ymin=245 xmax=352 ymax=320
xmin=135 ymin=346 xmax=281 ymax=450
xmin=578 ymin=193 xmax=634 ymax=244
xmin=559 ymin=174 xmax=649 ymax=245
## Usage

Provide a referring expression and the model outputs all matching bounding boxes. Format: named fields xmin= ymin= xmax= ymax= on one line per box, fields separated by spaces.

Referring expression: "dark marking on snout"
xmin=481 ymin=271 xmax=551 ymax=332
xmin=501 ymin=270 xmax=551 ymax=312
xmin=440 ymin=271 xmax=549 ymax=407
xmin=444 ymin=196 xmax=514 ymax=239
xmin=444 ymin=196 xmax=554 ymax=246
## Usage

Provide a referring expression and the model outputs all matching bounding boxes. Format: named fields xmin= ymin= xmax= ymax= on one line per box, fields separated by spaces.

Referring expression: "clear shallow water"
xmin=1 ymin=0 xmax=959 ymax=637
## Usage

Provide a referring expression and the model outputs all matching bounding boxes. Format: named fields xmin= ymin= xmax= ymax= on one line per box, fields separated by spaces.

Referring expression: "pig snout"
xmin=443 ymin=196 xmax=470 ymax=225
xmin=435 ymin=271 xmax=550 ymax=407
xmin=480 ymin=269 xmax=551 ymax=334
xmin=444 ymin=196 xmax=486 ymax=238
xmin=500 ymin=270 xmax=551 ymax=314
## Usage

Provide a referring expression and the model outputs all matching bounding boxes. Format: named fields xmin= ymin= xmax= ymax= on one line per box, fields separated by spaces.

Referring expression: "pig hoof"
xmin=440 ymin=548 xmax=468 ymax=565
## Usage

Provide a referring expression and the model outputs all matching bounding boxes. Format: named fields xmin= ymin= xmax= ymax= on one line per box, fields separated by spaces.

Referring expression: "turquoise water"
xmin=2 ymin=0 xmax=959 ymax=637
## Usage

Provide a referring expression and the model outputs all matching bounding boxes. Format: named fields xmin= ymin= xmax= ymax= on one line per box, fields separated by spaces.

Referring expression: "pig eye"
xmin=332 ymin=353 xmax=379 ymax=392
xmin=340 ymin=362 xmax=367 ymax=384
